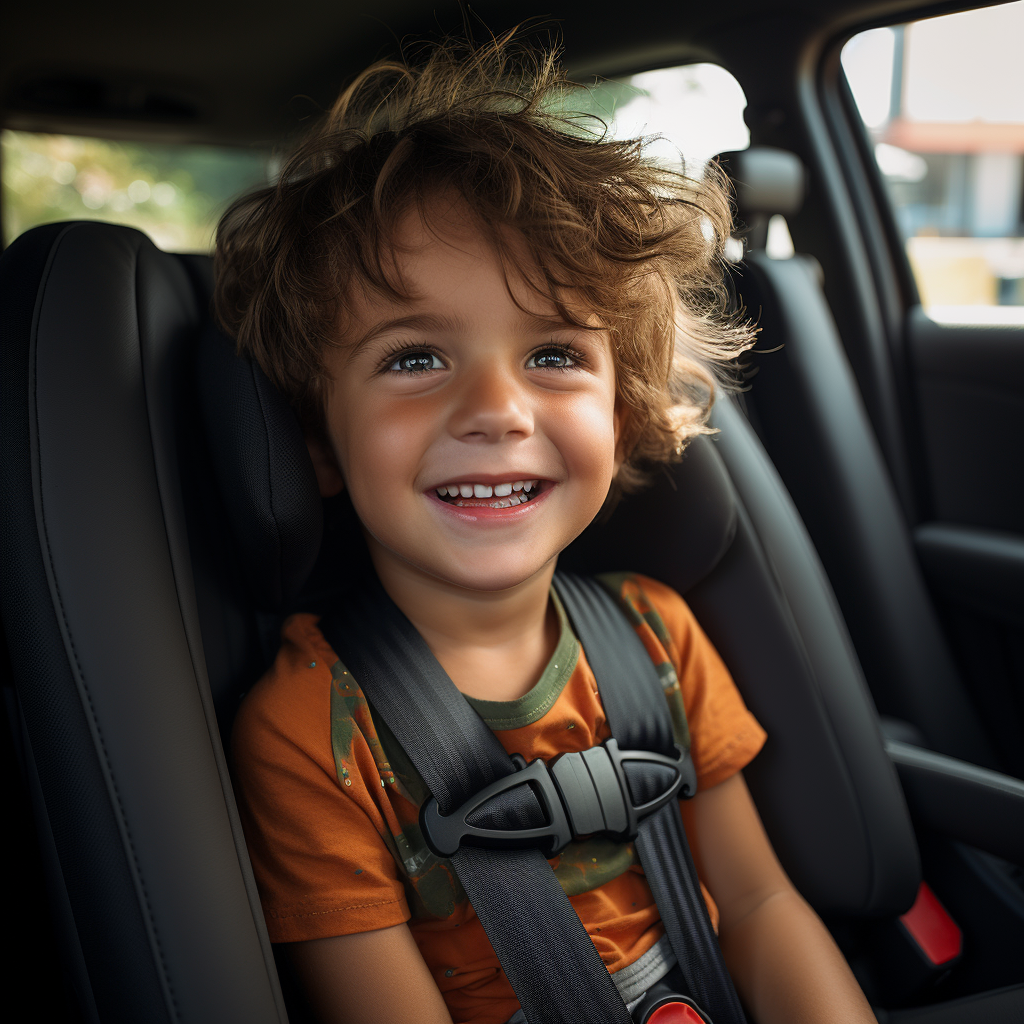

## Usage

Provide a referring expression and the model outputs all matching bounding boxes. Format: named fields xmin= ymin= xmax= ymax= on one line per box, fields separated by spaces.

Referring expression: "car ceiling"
xmin=0 ymin=0 xmax=989 ymax=146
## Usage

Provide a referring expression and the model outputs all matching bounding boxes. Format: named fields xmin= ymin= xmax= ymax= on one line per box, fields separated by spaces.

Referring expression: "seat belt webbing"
xmin=320 ymin=573 xmax=632 ymax=1024
xmin=553 ymin=573 xmax=747 ymax=1024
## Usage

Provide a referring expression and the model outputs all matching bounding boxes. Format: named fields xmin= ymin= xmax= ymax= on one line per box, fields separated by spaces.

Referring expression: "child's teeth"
xmin=435 ymin=480 xmax=540 ymax=503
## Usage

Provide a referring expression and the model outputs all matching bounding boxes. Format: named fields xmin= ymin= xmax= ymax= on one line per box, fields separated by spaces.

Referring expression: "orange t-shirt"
xmin=232 ymin=573 xmax=765 ymax=1024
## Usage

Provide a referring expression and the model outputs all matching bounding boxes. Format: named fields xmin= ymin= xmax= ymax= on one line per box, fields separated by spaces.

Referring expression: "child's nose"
xmin=448 ymin=363 xmax=534 ymax=443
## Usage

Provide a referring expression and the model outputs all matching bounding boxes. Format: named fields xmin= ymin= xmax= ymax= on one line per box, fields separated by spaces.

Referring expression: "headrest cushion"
xmin=561 ymin=432 xmax=738 ymax=596
xmin=718 ymin=147 xmax=806 ymax=218
xmin=198 ymin=323 xmax=323 ymax=611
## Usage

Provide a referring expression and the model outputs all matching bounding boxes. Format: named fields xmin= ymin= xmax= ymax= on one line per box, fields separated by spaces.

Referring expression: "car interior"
xmin=2 ymin=1 xmax=1023 ymax=1022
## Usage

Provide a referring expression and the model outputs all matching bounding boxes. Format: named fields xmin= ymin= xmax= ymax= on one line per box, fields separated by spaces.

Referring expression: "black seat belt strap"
xmin=319 ymin=574 xmax=632 ymax=1024
xmin=553 ymin=572 xmax=748 ymax=1024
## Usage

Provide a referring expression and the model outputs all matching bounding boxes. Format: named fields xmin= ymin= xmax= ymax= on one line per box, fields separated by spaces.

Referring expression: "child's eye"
xmin=526 ymin=347 xmax=578 ymax=370
xmin=389 ymin=351 xmax=445 ymax=373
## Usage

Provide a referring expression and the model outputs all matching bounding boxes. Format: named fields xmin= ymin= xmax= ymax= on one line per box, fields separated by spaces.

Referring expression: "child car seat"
xmin=2 ymin=220 xmax=1023 ymax=1022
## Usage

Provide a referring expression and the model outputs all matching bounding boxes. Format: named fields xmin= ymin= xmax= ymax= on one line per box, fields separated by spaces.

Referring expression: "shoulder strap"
xmin=318 ymin=572 xmax=632 ymax=1024
xmin=553 ymin=572 xmax=747 ymax=1024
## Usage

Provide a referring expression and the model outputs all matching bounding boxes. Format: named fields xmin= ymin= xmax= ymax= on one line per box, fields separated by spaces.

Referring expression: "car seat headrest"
xmin=561 ymin=430 xmax=738 ymax=595
xmin=198 ymin=323 xmax=323 ymax=612
xmin=718 ymin=147 xmax=806 ymax=219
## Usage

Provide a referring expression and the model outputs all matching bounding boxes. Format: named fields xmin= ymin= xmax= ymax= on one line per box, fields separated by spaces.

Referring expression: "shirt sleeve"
xmin=231 ymin=615 xmax=411 ymax=943
xmin=632 ymin=576 xmax=767 ymax=790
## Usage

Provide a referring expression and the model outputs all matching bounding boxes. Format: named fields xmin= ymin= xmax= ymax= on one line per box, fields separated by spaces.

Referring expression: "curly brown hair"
xmin=214 ymin=28 xmax=754 ymax=495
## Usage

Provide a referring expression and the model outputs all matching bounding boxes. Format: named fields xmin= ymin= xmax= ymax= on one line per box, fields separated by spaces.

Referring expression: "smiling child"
xmin=221 ymin=30 xmax=878 ymax=1024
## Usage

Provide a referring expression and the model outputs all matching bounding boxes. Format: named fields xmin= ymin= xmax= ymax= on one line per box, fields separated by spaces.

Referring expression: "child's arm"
xmin=288 ymin=922 xmax=455 ymax=1024
xmin=684 ymin=773 xmax=877 ymax=1024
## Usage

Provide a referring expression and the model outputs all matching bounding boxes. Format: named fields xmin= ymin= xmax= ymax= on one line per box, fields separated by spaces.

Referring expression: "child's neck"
xmin=369 ymin=547 xmax=560 ymax=702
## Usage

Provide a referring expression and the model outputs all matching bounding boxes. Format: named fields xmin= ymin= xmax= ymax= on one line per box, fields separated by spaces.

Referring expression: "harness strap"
xmin=553 ymin=573 xmax=747 ymax=1024
xmin=320 ymin=572 xmax=632 ymax=1024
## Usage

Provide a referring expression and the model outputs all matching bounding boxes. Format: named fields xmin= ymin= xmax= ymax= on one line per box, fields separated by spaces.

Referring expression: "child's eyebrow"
xmin=348 ymin=310 xmax=584 ymax=354
xmin=349 ymin=313 xmax=461 ymax=354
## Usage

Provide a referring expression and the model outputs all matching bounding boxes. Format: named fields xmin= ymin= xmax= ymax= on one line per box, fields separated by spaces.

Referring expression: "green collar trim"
xmin=465 ymin=590 xmax=580 ymax=731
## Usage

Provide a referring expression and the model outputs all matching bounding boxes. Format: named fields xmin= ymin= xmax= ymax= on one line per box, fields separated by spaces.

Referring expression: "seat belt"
xmin=553 ymin=573 xmax=746 ymax=1024
xmin=319 ymin=570 xmax=745 ymax=1024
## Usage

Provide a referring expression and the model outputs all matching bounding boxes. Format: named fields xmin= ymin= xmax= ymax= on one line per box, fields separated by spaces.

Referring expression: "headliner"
xmin=0 ymin=0 xmax=991 ymax=145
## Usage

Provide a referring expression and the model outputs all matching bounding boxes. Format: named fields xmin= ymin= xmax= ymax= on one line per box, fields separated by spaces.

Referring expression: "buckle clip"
xmin=634 ymin=994 xmax=712 ymax=1024
xmin=421 ymin=738 xmax=697 ymax=858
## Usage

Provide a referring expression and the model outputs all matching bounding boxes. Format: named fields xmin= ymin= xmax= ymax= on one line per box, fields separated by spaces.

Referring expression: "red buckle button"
xmin=899 ymin=882 xmax=962 ymax=966
xmin=648 ymin=1003 xmax=706 ymax=1024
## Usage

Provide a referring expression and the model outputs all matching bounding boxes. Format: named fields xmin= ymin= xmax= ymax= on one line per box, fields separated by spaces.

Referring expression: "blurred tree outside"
xmin=2 ymin=130 xmax=273 ymax=252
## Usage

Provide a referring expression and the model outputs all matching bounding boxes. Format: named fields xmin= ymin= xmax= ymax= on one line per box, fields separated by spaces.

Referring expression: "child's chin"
xmin=427 ymin=557 xmax=555 ymax=594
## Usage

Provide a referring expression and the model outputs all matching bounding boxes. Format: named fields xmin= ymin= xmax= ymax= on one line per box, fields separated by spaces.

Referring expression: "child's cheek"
xmin=556 ymin=398 xmax=620 ymax=483
xmin=337 ymin=392 xmax=435 ymax=491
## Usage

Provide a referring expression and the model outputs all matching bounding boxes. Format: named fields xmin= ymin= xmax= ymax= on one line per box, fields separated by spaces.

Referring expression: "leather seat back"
xmin=1 ymin=223 xmax=284 ymax=1024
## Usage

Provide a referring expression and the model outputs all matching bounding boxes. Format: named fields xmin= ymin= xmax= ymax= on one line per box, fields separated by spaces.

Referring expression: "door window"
xmin=843 ymin=3 xmax=1024 ymax=324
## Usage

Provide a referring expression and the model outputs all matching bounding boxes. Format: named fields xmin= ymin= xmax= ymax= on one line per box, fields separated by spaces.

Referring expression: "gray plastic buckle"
xmin=421 ymin=738 xmax=697 ymax=858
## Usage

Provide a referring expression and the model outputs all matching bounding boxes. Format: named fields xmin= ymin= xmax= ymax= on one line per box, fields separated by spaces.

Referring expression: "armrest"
xmin=885 ymin=739 xmax=1024 ymax=865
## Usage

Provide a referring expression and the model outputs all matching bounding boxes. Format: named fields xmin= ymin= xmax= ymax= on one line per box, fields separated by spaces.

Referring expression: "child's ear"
xmin=612 ymin=401 xmax=628 ymax=474
xmin=305 ymin=435 xmax=346 ymax=497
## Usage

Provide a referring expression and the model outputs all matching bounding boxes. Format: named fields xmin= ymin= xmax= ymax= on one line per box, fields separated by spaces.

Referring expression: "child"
xmin=220 ymin=30 xmax=877 ymax=1024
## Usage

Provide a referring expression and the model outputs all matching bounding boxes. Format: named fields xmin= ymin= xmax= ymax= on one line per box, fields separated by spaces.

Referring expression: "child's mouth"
xmin=432 ymin=479 xmax=543 ymax=509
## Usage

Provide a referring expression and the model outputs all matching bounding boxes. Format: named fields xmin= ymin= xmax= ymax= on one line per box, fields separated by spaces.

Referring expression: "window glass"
xmin=3 ymin=66 xmax=748 ymax=254
xmin=843 ymin=3 xmax=1024 ymax=324
xmin=569 ymin=63 xmax=749 ymax=260
xmin=2 ymin=130 xmax=274 ymax=252
xmin=571 ymin=63 xmax=749 ymax=174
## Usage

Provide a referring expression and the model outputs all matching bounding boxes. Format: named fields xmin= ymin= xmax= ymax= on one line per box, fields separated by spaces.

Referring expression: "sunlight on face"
xmin=315 ymin=201 xmax=622 ymax=595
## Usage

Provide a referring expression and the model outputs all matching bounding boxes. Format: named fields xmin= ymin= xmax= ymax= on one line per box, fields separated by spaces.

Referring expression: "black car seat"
xmin=718 ymin=147 xmax=1003 ymax=774
xmin=2 ymin=220 xmax=1023 ymax=1023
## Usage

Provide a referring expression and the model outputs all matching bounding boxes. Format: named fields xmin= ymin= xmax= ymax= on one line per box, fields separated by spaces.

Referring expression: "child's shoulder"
xmin=598 ymin=570 xmax=690 ymax=611
xmin=596 ymin=571 xmax=700 ymax=653
xmin=232 ymin=613 xmax=337 ymax=753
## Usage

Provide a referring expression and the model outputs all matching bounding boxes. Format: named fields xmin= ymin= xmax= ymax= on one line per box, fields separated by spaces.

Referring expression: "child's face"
xmin=311 ymin=200 xmax=623 ymax=594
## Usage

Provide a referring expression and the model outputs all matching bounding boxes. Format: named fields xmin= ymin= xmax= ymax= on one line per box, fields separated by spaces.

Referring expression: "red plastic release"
xmin=899 ymin=882 xmax=962 ymax=965
xmin=647 ymin=1003 xmax=706 ymax=1024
